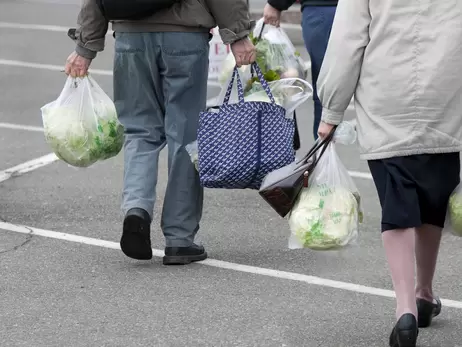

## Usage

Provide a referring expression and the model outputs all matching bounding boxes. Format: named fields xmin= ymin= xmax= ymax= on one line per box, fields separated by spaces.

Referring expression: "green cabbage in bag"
xmin=287 ymin=143 xmax=362 ymax=250
xmin=41 ymin=75 xmax=124 ymax=168
xmin=288 ymin=185 xmax=360 ymax=250
xmin=448 ymin=186 xmax=462 ymax=237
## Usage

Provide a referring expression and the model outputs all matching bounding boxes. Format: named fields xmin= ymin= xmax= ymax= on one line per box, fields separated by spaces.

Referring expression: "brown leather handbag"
xmin=259 ymin=127 xmax=336 ymax=218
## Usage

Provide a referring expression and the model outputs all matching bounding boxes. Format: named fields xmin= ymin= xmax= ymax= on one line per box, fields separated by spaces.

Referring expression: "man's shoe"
xmin=120 ymin=208 xmax=152 ymax=260
xmin=163 ymin=243 xmax=207 ymax=265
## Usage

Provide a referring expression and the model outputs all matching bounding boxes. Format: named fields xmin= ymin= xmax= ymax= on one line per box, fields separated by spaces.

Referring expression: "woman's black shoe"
xmin=417 ymin=297 xmax=441 ymax=328
xmin=389 ymin=313 xmax=418 ymax=347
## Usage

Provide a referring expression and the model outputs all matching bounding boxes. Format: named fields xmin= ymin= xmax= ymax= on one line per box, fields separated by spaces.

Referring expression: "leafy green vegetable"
xmin=288 ymin=185 xmax=360 ymax=250
xmin=42 ymin=103 xmax=124 ymax=168
xmin=449 ymin=189 xmax=462 ymax=237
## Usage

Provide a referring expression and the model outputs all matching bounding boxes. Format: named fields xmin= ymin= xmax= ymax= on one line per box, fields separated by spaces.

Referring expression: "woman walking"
xmin=316 ymin=0 xmax=462 ymax=346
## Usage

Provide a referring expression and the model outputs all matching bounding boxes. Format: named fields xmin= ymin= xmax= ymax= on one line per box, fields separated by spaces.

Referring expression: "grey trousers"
xmin=113 ymin=32 xmax=210 ymax=247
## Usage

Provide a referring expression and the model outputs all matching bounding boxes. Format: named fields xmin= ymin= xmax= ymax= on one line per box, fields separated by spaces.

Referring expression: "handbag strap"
xmin=250 ymin=63 xmax=276 ymax=104
xmin=296 ymin=126 xmax=337 ymax=166
xmin=223 ymin=63 xmax=276 ymax=105
xmin=223 ymin=67 xmax=245 ymax=105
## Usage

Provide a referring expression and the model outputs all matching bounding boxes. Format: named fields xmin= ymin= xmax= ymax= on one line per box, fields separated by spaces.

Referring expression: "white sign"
xmin=208 ymin=27 xmax=230 ymax=80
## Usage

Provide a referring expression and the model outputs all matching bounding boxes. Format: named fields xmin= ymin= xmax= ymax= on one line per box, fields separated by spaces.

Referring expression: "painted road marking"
xmin=1 ymin=220 xmax=462 ymax=309
xmin=0 ymin=120 xmax=370 ymax=181
xmin=0 ymin=59 xmax=222 ymax=87
xmin=0 ymin=153 xmax=59 ymax=183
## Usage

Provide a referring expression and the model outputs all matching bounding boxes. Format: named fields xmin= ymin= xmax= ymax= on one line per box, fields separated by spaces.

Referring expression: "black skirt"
xmin=368 ymin=152 xmax=460 ymax=232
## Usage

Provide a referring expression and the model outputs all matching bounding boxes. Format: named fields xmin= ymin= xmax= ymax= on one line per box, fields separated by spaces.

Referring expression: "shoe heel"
xmin=397 ymin=329 xmax=417 ymax=347
xmin=417 ymin=313 xmax=432 ymax=328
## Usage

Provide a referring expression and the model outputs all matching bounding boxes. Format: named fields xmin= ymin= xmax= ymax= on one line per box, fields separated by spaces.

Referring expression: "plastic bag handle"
xmin=250 ymin=22 xmax=265 ymax=81
xmin=223 ymin=63 xmax=276 ymax=105
xmin=257 ymin=22 xmax=265 ymax=41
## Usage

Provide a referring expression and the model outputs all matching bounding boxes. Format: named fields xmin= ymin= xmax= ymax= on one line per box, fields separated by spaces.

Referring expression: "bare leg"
xmin=382 ymin=228 xmax=417 ymax=320
xmin=415 ymin=224 xmax=442 ymax=302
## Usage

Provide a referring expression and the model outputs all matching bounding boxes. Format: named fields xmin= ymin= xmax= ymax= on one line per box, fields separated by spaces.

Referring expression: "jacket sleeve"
xmin=68 ymin=0 xmax=109 ymax=60
xmin=317 ymin=0 xmax=371 ymax=125
xmin=267 ymin=0 xmax=298 ymax=12
xmin=204 ymin=0 xmax=255 ymax=45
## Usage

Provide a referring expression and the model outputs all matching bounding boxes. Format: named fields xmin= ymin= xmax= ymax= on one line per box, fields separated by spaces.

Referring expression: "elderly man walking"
xmin=65 ymin=0 xmax=256 ymax=265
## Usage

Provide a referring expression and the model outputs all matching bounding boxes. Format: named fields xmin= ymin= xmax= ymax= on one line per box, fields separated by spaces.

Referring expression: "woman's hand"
xmin=317 ymin=121 xmax=336 ymax=139
xmin=263 ymin=4 xmax=282 ymax=27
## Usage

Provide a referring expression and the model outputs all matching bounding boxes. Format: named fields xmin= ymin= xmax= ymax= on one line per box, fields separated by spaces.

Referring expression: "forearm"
xmin=205 ymin=0 xmax=255 ymax=45
xmin=317 ymin=0 xmax=371 ymax=125
xmin=68 ymin=0 xmax=109 ymax=59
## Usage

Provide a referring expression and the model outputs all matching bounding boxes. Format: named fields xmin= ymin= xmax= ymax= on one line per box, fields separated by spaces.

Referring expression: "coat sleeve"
xmin=267 ymin=0 xmax=298 ymax=12
xmin=204 ymin=0 xmax=255 ymax=45
xmin=68 ymin=0 xmax=109 ymax=60
xmin=317 ymin=0 xmax=371 ymax=125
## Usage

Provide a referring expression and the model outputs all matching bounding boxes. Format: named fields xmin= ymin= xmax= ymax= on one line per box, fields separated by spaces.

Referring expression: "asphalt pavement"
xmin=1 ymin=1 xmax=462 ymax=347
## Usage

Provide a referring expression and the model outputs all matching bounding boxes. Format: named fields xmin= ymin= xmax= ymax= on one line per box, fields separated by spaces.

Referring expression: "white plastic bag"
xmin=333 ymin=121 xmax=357 ymax=145
xmin=219 ymin=19 xmax=306 ymax=85
xmin=216 ymin=71 xmax=313 ymax=116
xmin=186 ymin=141 xmax=199 ymax=171
xmin=41 ymin=75 xmax=124 ymax=168
xmin=216 ymin=18 xmax=310 ymax=114
xmin=288 ymin=143 xmax=363 ymax=250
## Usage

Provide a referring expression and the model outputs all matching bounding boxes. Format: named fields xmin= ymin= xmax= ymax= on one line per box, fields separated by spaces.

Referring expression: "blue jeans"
xmin=113 ymin=32 xmax=210 ymax=247
xmin=302 ymin=6 xmax=336 ymax=140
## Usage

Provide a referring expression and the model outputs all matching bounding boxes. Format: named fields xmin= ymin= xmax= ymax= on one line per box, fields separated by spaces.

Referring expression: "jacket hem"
xmin=112 ymin=22 xmax=210 ymax=34
xmin=360 ymin=145 xmax=462 ymax=161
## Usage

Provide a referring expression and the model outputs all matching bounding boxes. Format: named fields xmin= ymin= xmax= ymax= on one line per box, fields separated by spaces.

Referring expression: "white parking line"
xmin=0 ymin=59 xmax=222 ymax=87
xmin=0 ymin=121 xmax=370 ymax=181
xmin=0 ymin=122 xmax=44 ymax=132
xmin=0 ymin=153 xmax=58 ymax=183
xmin=1 ymin=220 xmax=461 ymax=309
xmin=0 ymin=21 xmax=114 ymax=36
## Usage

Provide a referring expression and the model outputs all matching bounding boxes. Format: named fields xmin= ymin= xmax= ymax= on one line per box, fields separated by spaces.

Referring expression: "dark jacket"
xmin=268 ymin=0 xmax=337 ymax=11
xmin=72 ymin=0 xmax=254 ymax=59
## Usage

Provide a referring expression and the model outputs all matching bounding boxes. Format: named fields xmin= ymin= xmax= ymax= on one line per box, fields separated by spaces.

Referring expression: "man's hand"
xmin=65 ymin=51 xmax=92 ymax=78
xmin=263 ymin=4 xmax=282 ymax=27
xmin=230 ymin=37 xmax=256 ymax=68
xmin=317 ymin=121 xmax=336 ymax=140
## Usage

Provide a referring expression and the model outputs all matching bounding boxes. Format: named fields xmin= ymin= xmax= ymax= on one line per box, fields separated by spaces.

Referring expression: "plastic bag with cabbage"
xmin=219 ymin=19 xmax=306 ymax=86
xmin=216 ymin=19 xmax=309 ymax=114
xmin=40 ymin=75 xmax=124 ymax=168
xmin=215 ymin=71 xmax=313 ymax=116
xmin=288 ymin=143 xmax=363 ymax=250
xmin=447 ymin=184 xmax=462 ymax=237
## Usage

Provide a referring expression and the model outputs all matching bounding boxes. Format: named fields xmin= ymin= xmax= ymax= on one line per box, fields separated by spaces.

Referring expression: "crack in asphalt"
xmin=0 ymin=216 xmax=33 ymax=254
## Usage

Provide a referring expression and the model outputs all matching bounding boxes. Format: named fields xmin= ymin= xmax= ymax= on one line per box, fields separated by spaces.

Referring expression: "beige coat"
xmin=317 ymin=0 xmax=462 ymax=160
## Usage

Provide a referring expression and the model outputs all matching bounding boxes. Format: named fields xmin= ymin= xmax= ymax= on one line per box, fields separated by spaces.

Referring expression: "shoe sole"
xmin=163 ymin=252 xmax=208 ymax=266
xmin=120 ymin=216 xmax=153 ymax=260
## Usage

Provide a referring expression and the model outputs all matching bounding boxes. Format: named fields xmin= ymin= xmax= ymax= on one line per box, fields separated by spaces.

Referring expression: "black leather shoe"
xmin=163 ymin=243 xmax=207 ymax=265
xmin=120 ymin=208 xmax=152 ymax=260
xmin=417 ymin=297 xmax=441 ymax=328
xmin=389 ymin=313 xmax=418 ymax=347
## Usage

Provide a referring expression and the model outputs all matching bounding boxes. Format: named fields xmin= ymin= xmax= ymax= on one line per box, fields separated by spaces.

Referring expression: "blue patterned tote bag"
xmin=197 ymin=63 xmax=296 ymax=190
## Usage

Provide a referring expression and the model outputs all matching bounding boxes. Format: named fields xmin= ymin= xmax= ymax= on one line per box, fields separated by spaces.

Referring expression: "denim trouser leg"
xmin=159 ymin=33 xmax=209 ymax=247
xmin=302 ymin=6 xmax=336 ymax=140
xmin=113 ymin=32 xmax=209 ymax=247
